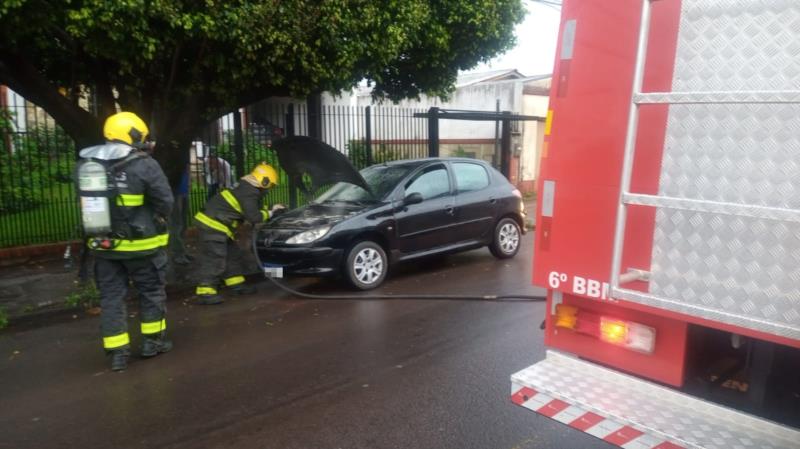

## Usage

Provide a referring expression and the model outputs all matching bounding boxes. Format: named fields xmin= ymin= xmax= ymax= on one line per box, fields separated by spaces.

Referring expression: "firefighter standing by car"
xmin=194 ymin=163 xmax=285 ymax=305
xmin=77 ymin=112 xmax=174 ymax=372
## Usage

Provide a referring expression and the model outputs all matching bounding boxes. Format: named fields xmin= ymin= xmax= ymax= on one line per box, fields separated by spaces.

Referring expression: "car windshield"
xmin=314 ymin=164 xmax=413 ymax=204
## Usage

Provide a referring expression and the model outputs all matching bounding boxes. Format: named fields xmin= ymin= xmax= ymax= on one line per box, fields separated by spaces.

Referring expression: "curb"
xmin=0 ymin=241 xmax=81 ymax=267
xmin=1 ymin=271 xmax=264 ymax=332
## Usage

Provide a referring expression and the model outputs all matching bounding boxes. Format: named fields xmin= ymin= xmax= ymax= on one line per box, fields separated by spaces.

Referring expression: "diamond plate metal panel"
xmin=624 ymin=193 xmax=800 ymax=222
xmin=659 ymin=104 xmax=800 ymax=209
xmin=512 ymin=352 xmax=800 ymax=449
xmin=642 ymin=0 xmax=800 ymax=339
xmin=648 ymin=209 xmax=800 ymax=339
xmin=635 ymin=91 xmax=800 ymax=104
xmin=672 ymin=0 xmax=800 ymax=93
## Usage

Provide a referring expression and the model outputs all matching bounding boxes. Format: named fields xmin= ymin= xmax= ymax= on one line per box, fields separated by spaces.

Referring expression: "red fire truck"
xmin=512 ymin=1 xmax=800 ymax=448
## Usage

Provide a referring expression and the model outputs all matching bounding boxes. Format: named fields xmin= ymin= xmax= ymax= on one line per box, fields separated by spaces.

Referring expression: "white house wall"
xmin=522 ymin=95 xmax=550 ymax=182
xmin=262 ymin=77 xmax=550 ymax=177
xmin=4 ymin=87 xmax=27 ymax=133
xmin=440 ymin=82 xmax=522 ymax=139
xmin=338 ymin=80 xmax=526 ymax=140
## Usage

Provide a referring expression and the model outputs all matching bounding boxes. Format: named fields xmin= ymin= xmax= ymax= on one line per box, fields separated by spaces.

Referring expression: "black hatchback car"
xmin=256 ymin=158 xmax=526 ymax=289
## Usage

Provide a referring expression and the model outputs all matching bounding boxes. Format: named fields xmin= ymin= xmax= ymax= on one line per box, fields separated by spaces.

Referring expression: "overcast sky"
xmin=468 ymin=1 xmax=562 ymax=77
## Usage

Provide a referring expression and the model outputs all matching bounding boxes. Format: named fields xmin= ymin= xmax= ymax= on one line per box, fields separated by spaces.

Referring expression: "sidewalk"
xmin=1 ymin=199 xmax=536 ymax=325
xmin=524 ymin=197 xmax=536 ymax=229
xmin=0 ymin=226 xmax=262 ymax=323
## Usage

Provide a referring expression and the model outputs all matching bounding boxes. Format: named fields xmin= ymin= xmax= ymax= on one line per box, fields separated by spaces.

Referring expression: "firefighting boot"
xmin=109 ymin=348 xmax=130 ymax=372
xmin=229 ymin=284 xmax=257 ymax=295
xmin=141 ymin=335 xmax=173 ymax=358
xmin=196 ymin=293 xmax=225 ymax=305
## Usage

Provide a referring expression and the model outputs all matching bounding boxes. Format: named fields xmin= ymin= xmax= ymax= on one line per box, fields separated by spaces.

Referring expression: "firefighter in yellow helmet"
xmin=194 ymin=162 xmax=284 ymax=304
xmin=78 ymin=111 xmax=174 ymax=371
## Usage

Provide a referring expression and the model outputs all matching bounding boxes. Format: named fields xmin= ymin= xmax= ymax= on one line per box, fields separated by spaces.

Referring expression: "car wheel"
xmin=345 ymin=241 xmax=388 ymax=290
xmin=490 ymin=218 xmax=521 ymax=259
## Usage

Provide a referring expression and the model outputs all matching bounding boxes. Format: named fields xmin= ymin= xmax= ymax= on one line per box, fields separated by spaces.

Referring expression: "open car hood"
xmin=272 ymin=136 xmax=371 ymax=194
xmin=268 ymin=203 xmax=366 ymax=229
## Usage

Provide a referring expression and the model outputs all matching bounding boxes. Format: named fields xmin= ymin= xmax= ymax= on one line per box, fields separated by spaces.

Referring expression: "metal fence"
xmin=1 ymin=101 xmax=80 ymax=248
xmin=0 ymin=101 xmax=428 ymax=248
xmin=188 ymin=103 xmax=428 ymax=220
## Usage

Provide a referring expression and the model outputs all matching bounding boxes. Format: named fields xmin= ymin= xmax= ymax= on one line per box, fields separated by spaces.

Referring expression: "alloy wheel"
xmin=353 ymin=247 xmax=384 ymax=285
xmin=498 ymin=223 xmax=520 ymax=254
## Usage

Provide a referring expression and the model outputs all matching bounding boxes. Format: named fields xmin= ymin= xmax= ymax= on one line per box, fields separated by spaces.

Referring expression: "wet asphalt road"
xmin=0 ymin=234 xmax=611 ymax=449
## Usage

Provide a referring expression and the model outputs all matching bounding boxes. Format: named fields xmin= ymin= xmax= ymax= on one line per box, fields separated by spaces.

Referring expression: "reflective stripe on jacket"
xmin=116 ymin=193 xmax=144 ymax=206
xmin=85 ymin=146 xmax=173 ymax=259
xmin=90 ymin=233 xmax=170 ymax=253
xmin=195 ymin=182 xmax=268 ymax=238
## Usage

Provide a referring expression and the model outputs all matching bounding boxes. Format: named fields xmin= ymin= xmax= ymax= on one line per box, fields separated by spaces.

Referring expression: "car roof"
xmin=376 ymin=157 xmax=491 ymax=168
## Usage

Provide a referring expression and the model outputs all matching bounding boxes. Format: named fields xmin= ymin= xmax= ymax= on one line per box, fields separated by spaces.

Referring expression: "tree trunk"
xmin=153 ymin=136 xmax=193 ymax=190
xmin=150 ymin=106 xmax=204 ymax=189
xmin=0 ymin=52 xmax=102 ymax=149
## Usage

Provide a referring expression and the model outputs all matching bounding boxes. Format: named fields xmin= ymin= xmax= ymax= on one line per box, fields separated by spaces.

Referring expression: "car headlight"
xmin=285 ymin=226 xmax=331 ymax=245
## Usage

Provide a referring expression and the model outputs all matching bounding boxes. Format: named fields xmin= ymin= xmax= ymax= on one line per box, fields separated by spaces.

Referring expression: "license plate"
xmin=262 ymin=264 xmax=284 ymax=278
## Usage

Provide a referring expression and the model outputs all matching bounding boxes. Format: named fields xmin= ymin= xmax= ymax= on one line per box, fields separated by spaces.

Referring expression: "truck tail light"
xmin=599 ymin=317 xmax=628 ymax=344
xmin=555 ymin=305 xmax=578 ymax=329
xmin=609 ymin=319 xmax=656 ymax=354
xmin=554 ymin=305 xmax=656 ymax=354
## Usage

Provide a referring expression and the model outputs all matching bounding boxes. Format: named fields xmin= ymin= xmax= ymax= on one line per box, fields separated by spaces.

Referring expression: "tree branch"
xmin=224 ymin=84 xmax=290 ymax=119
xmin=163 ymin=41 xmax=182 ymax=107
xmin=0 ymin=50 xmax=101 ymax=148
xmin=92 ymin=61 xmax=117 ymax=119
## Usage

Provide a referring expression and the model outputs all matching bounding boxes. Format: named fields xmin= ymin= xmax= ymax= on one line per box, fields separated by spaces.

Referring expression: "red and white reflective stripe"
xmin=511 ymin=385 xmax=686 ymax=449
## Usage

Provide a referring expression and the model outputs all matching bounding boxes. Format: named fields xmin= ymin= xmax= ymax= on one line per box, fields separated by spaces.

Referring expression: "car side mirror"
xmin=403 ymin=192 xmax=424 ymax=206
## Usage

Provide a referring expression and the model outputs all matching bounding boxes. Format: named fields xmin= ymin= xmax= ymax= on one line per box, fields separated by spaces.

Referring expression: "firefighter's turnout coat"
xmin=79 ymin=143 xmax=174 ymax=259
xmin=194 ymin=178 xmax=270 ymax=295
xmin=195 ymin=180 xmax=269 ymax=239
xmin=78 ymin=143 xmax=174 ymax=351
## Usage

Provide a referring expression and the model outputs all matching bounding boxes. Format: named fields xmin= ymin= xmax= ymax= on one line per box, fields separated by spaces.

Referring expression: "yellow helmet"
xmin=104 ymin=112 xmax=149 ymax=146
xmin=251 ymin=162 xmax=279 ymax=188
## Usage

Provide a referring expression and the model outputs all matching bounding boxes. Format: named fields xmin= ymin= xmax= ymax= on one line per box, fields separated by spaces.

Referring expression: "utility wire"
xmin=524 ymin=0 xmax=562 ymax=11
xmin=526 ymin=0 xmax=562 ymax=6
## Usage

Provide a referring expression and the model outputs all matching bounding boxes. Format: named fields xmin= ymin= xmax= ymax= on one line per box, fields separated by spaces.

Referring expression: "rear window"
xmin=453 ymin=163 xmax=490 ymax=192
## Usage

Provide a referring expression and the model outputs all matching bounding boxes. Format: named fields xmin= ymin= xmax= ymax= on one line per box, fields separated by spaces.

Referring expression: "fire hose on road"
xmin=252 ymin=225 xmax=546 ymax=303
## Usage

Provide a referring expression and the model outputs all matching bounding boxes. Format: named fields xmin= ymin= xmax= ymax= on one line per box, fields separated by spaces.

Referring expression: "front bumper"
xmin=256 ymin=245 xmax=344 ymax=276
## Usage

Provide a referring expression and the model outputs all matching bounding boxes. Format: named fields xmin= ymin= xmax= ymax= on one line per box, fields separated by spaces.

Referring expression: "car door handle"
xmin=444 ymin=205 xmax=455 ymax=215
xmin=489 ymin=197 xmax=497 ymax=204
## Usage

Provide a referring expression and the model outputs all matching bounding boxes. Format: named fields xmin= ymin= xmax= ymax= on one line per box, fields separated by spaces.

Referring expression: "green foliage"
xmin=347 ymin=140 xmax=407 ymax=168
xmin=0 ymin=108 xmax=12 ymax=134
xmin=65 ymin=282 xmax=100 ymax=310
xmin=0 ymin=306 xmax=8 ymax=330
xmin=0 ymin=150 xmax=44 ymax=212
xmin=1 ymin=0 xmax=523 ymax=187
xmin=452 ymin=146 xmax=471 ymax=158
xmin=211 ymin=133 xmax=282 ymax=178
xmin=376 ymin=145 xmax=407 ymax=164
xmin=346 ymin=140 xmax=369 ymax=169
xmin=1 ymin=1 xmax=523 ymax=113
xmin=0 ymin=123 xmax=76 ymax=213
xmin=0 ymin=184 xmax=81 ymax=247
